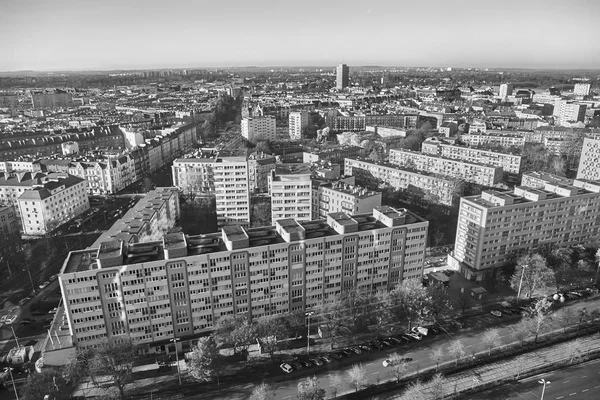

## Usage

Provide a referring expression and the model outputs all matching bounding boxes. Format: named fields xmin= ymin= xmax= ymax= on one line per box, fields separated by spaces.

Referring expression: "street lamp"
xmin=516 ymin=264 xmax=528 ymax=302
xmin=170 ymin=337 xmax=182 ymax=386
xmin=306 ymin=311 xmax=314 ymax=356
xmin=538 ymin=378 xmax=550 ymax=400
xmin=0 ymin=256 xmax=12 ymax=277
xmin=23 ymin=262 xmax=35 ymax=295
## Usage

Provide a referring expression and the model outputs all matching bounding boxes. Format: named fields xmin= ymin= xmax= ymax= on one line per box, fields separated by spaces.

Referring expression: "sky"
xmin=1 ymin=0 xmax=599 ymax=71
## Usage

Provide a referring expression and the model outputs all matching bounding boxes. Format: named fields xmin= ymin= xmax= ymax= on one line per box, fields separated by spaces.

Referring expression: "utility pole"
xmin=516 ymin=264 xmax=528 ymax=302
xmin=306 ymin=311 xmax=314 ymax=356
xmin=23 ymin=262 xmax=35 ymax=295
xmin=11 ymin=326 xmax=20 ymax=348
xmin=7 ymin=367 xmax=19 ymax=400
xmin=170 ymin=337 xmax=182 ymax=385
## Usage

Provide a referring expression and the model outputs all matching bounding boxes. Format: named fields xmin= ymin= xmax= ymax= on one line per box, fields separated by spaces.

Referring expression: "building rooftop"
xmin=61 ymin=208 xmax=426 ymax=275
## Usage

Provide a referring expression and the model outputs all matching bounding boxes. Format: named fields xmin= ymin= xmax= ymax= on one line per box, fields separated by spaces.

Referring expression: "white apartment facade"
xmin=448 ymin=177 xmax=600 ymax=281
xmin=59 ymin=207 xmax=428 ymax=350
xmin=17 ymin=173 xmax=90 ymax=235
xmin=269 ymin=165 xmax=313 ymax=222
xmin=344 ymin=158 xmax=461 ymax=207
xmin=289 ymin=111 xmax=309 ymax=141
xmin=460 ymin=133 xmax=526 ymax=149
xmin=576 ymin=137 xmax=600 ymax=181
xmin=317 ymin=181 xmax=381 ymax=218
xmin=422 ymin=138 xmax=523 ymax=174
xmin=389 ymin=149 xmax=503 ymax=186
xmin=241 ymin=116 xmax=276 ymax=142
xmin=574 ymin=83 xmax=591 ymax=97
xmin=172 ymin=157 xmax=250 ymax=227
xmin=553 ymin=101 xmax=587 ymax=126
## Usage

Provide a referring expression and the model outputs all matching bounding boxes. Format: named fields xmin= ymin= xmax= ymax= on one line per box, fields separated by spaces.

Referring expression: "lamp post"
xmin=538 ymin=378 xmax=550 ymax=400
xmin=516 ymin=264 xmax=528 ymax=302
xmin=23 ymin=262 xmax=35 ymax=295
xmin=170 ymin=337 xmax=182 ymax=386
xmin=306 ymin=311 xmax=314 ymax=356
xmin=7 ymin=367 xmax=19 ymax=400
xmin=0 ymin=256 xmax=12 ymax=277
xmin=11 ymin=326 xmax=20 ymax=349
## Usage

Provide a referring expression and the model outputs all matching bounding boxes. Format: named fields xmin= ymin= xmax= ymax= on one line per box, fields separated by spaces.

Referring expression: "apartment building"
xmin=91 ymin=188 xmax=180 ymax=247
xmin=448 ymin=177 xmax=600 ymax=281
xmin=247 ymin=153 xmax=277 ymax=194
xmin=521 ymin=172 xmax=572 ymax=189
xmin=344 ymin=158 xmax=461 ymax=207
xmin=0 ymin=205 xmax=20 ymax=254
xmin=499 ymin=83 xmax=514 ymax=98
xmin=0 ymin=171 xmax=50 ymax=216
xmin=241 ymin=116 xmax=276 ymax=142
xmin=317 ymin=181 xmax=381 ymax=218
xmin=553 ymin=101 xmax=587 ymax=126
xmin=459 ymin=132 xmax=526 ymax=149
xmin=17 ymin=173 xmax=89 ymax=235
xmin=389 ymin=149 xmax=503 ymax=186
xmin=336 ymin=64 xmax=349 ymax=90
xmin=31 ymin=92 xmax=74 ymax=109
xmin=58 ymin=206 xmax=428 ymax=350
xmin=289 ymin=111 xmax=309 ymax=141
xmin=577 ymin=138 xmax=600 ymax=181
xmin=172 ymin=157 xmax=250 ymax=227
xmin=269 ymin=165 xmax=313 ymax=222
xmin=422 ymin=138 xmax=523 ymax=174
xmin=574 ymin=83 xmax=591 ymax=97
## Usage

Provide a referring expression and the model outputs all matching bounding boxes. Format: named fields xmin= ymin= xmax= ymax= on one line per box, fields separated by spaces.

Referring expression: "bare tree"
xmin=481 ymin=328 xmax=502 ymax=356
xmin=564 ymin=339 xmax=582 ymax=365
xmin=328 ymin=373 xmax=342 ymax=398
xmin=529 ymin=298 xmax=553 ymax=343
xmin=387 ymin=353 xmax=409 ymax=382
xmin=510 ymin=318 xmax=531 ymax=348
xmin=400 ymin=380 xmax=427 ymax=400
xmin=250 ymin=382 xmax=274 ymax=400
xmin=346 ymin=364 xmax=367 ymax=393
xmin=554 ymin=307 xmax=577 ymax=333
xmin=430 ymin=346 xmax=444 ymax=371
xmin=187 ymin=336 xmax=218 ymax=383
xmin=447 ymin=339 xmax=465 ymax=365
xmin=428 ymin=373 xmax=445 ymax=400
xmin=510 ymin=254 xmax=555 ymax=299
xmin=296 ymin=376 xmax=326 ymax=400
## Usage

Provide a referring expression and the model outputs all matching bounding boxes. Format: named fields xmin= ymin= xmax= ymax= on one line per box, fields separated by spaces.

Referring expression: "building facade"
xmin=344 ymin=158 xmax=461 ymax=207
xmin=269 ymin=165 xmax=313 ymax=222
xmin=576 ymin=137 xmax=600 ymax=181
xmin=59 ymin=207 xmax=428 ymax=349
xmin=389 ymin=149 xmax=503 ymax=186
xmin=289 ymin=111 xmax=309 ymax=141
xmin=422 ymin=138 xmax=523 ymax=174
xmin=336 ymin=64 xmax=349 ymax=90
xmin=17 ymin=173 xmax=89 ymax=235
xmin=448 ymin=177 xmax=600 ymax=281
xmin=247 ymin=153 xmax=277 ymax=194
xmin=499 ymin=84 xmax=514 ymax=99
xmin=553 ymin=101 xmax=587 ymax=126
xmin=459 ymin=133 xmax=526 ymax=149
xmin=574 ymin=83 xmax=591 ymax=97
xmin=317 ymin=181 xmax=381 ymax=218
xmin=241 ymin=117 xmax=276 ymax=142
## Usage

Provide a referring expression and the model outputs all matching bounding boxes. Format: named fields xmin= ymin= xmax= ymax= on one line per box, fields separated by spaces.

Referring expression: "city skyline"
xmin=2 ymin=0 xmax=599 ymax=72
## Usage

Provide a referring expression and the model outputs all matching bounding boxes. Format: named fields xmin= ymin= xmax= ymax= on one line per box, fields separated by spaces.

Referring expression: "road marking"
xmin=595 ymin=385 xmax=600 ymax=389
xmin=371 ymin=372 xmax=380 ymax=375
xmin=365 ymin=362 xmax=373 ymax=366
xmin=556 ymin=396 xmax=564 ymax=399
xmin=581 ymin=375 xmax=587 ymax=378
xmin=563 ymin=381 xmax=570 ymax=383
xmin=582 ymin=389 xmax=589 ymax=392
xmin=569 ymin=393 xmax=577 ymax=396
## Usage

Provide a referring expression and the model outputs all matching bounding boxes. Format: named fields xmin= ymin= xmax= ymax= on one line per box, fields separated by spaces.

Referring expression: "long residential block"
xmin=422 ymin=138 xmax=523 ymax=174
xmin=388 ymin=149 xmax=503 ymax=186
xmin=344 ymin=157 xmax=462 ymax=206
xmin=59 ymin=207 xmax=428 ymax=349
xmin=448 ymin=176 xmax=600 ymax=281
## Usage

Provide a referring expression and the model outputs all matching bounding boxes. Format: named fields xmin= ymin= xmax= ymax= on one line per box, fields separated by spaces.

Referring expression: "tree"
xmin=425 ymin=282 xmax=453 ymax=322
xmin=429 ymin=373 xmax=445 ymax=400
xmin=20 ymin=369 xmax=64 ymax=400
xmin=430 ymin=346 xmax=444 ymax=371
xmin=328 ymin=373 xmax=342 ymax=398
xmin=213 ymin=314 xmax=256 ymax=359
xmin=577 ymin=307 xmax=589 ymax=328
xmin=250 ymin=200 xmax=272 ymax=228
xmin=481 ymin=328 xmax=501 ymax=356
xmin=180 ymin=173 xmax=205 ymax=201
xmin=346 ymin=364 xmax=367 ymax=392
xmin=141 ymin=176 xmax=154 ymax=193
xmin=564 ymin=339 xmax=582 ymax=365
xmin=510 ymin=254 xmax=555 ymax=299
xmin=296 ymin=376 xmax=326 ymax=400
xmin=250 ymin=382 xmax=274 ymax=400
xmin=314 ymin=296 xmax=351 ymax=350
xmin=340 ymin=287 xmax=377 ymax=333
xmin=85 ymin=338 xmax=137 ymax=400
xmin=188 ymin=336 xmax=218 ymax=383
xmin=62 ymin=347 xmax=95 ymax=387
xmin=389 ymin=279 xmax=431 ymax=329
xmin=282 ymin=310 xmax=306 ymax=339
xmin=554 ymin=307 xmax=577 ymax=333
xmin=387 ymin=353 xmax=409 ymax=382
xmin=529 ymin=298 xmax=553 ymax=343
xmin=447 ymin=339 xmax=465 ymax=365
xmin=400 ymin=380 xmax=427 ymax=400
xmin=511 ymin=318 xmax=531 ymax=348
xmin=372 ymin=291 xmax=391 ymax=338
xmin=255 ymin=315 xmax=288 ymax=359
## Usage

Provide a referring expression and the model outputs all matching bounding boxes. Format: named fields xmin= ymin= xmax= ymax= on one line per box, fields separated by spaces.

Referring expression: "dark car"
xmin=359 ymin=344 xmax=375 ymax=352
xmin=395 ymin=334 xmax=411 ymax=343
xmin=290 ymin=361 xmax=303 ymax=370
xmin=386 ymin=337 xmax=402 ymax=345
xmin=369 ymin=341 xmax=384 ymax=349
xmin=380 ymin=339 xmax=394 ymax=347
xmin=309 ymin=357 xmax=324 ymax=366
xmin=319 ymin=355 xmax=333 ymax=364
xmin=329 ymin=352 xmax=344 ymax=360
xmin=296 ymin=359 xmax=312 ymax=368
xmin=340 ymin=349 xmax=354 ymax=357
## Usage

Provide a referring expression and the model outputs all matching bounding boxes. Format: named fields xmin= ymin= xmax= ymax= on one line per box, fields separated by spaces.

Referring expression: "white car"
xmin=0 ymin=315 xmax=7 ymax=323
xmin=5 ymin=314 xmax=17 ymax=324
xmin=280 ymin=363 xmax=293 ymax=374
xmin=48 ymin=307 xmax=58 ymax=315
xmin=405 ymin=332 xmax=422 ymax=341
xmin=491 ymin=310 xmax=502 ymax=318
xmin=39 ymin=281 xmax=50 ymax=290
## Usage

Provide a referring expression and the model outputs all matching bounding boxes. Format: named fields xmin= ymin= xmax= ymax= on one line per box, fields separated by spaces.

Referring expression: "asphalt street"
xmin=201 ymin=297 xmax=600 ymax=400
xmin=470 ymin=358 xmax=600 ymax=400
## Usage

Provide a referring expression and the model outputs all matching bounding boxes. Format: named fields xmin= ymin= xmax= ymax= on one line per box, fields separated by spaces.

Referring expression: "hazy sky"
xmin=2 ymin=0 xmax=599 ymax=71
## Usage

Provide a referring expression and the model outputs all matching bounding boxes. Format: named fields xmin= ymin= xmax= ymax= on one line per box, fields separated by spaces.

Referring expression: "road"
xmin=470 ymin=358 xmax=600 ymax=400
xmin=201 ymin=297 xmax=600 ymax=400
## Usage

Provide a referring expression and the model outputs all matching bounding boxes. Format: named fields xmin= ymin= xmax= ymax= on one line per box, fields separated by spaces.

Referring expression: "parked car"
xmin=0 ymin=315 xmax=7 ymax=323
xmin=329 ymin=352 xmax=343 ymax=361
xmin=395 ymin=334 xmax=411 ymax=343
xmin=340 ymin=349 xmax=354 ymax=357
xmin=405 ymin=332 xmax=422 ymax=341
xmin=490 ymin=310 xmax=502 ymax=318
xmin=369 ymin=341 xmax=384 ymax=349
xmin=49 ymin=275 xmax=58 ymax=282
xmin=386 ymin=337 xmax=402 ymax=345
xmin=48 ymin=308 xmax=58 ymax=314
xmin=18 ymin=297 xmax=31 ymax=306
xmin=296 ymin=359 xmax=311 ymax=368
xmin=309 ymin=357 xmax=323 ymax=366
xmin=383 ymin=357 xmax=413 ymax=367
xmin=380 ymin=339 xmax=394 ymax=347
xmin=349 ymin=347 xmax=362 ymax=355
xmin=5 ymin=315 xmax=17 ymax=324
xmin=319 ymin=355 xmax=333 ymax=364
xmin=280 ymin=363 xmax=293 ymax=374
xmin=290 ymin=361 xmax=303 ymax=370
xmin=359 ymin=344 xmax=374 ymax=352
xmin=38 ymin=281 xmax=50 ymax=290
